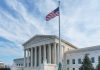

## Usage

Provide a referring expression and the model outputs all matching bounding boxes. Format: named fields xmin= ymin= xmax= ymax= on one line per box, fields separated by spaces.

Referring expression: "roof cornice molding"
xmin=23 ymin=35 xmax=77 ymax=49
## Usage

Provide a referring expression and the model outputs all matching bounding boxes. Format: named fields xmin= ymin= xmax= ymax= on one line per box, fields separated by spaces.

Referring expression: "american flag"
xmin=46 ymin=7 xmax=59 ymax=21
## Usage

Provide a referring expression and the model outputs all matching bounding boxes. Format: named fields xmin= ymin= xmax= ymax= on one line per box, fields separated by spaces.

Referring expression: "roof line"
xmin=23 ymin=35 xmax=77 ymax=49
xmin=23 ymin=34 xmax=55 ymax=46
xmin=66 ymin=45 xmax=100 ymax=54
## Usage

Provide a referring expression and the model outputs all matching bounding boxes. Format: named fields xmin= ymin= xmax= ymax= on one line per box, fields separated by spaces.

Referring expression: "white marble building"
xmin=64 ymin=45 xmax=100 ymax=70
xmin=12 ymin=35 xmax=100 ymax=70
xmin=11 ymin=58 xmax=24 ymax=70
xmin=23 ymin=35 xmax=77 ymax=70
xmin=0 ymin=61 xmax=6 ymax=68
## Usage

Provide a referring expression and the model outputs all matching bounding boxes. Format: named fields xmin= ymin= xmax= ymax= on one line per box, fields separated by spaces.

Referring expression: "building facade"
xmin=12 ymin=35 xmax=100 ymax=70
xmin=64 ymin=46 xmax=100 ymax=70
xmin=23 ymin=35 xmax=77 ymax=70
xmin=0 ymin=61 xmax=6 ymax=68
xmin=12 ymin=58 xmax=24 ymax=70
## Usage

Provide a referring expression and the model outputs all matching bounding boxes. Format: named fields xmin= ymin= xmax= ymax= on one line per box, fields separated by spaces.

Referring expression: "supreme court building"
xmin=12 ymin=35 xmax=100 ymax=70
xmin=23 ymin=35 xmax=77 ymax=70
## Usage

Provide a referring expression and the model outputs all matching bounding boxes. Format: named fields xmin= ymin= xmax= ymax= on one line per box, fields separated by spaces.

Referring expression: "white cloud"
xmin=0 ymin=0 xmax=52 ymax=44
xmin=40 ymin=0 xmax=100 ymax=47
xmin=5 ymin=0 xmax=49 ymax=35
xmin=1 ymin=0 xmax=100 ymax=47
xmin=60 ymin=0 xmax=100 ymax=47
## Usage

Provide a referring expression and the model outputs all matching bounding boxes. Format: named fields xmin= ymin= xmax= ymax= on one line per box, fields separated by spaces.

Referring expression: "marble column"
xmin=33 ymin=48 xmax=35 ymax=66
xmin=48 ymin=44 xmax=51 ymax=63
xmin=35 ymin=47 xmax=37 ymax=67
xmin=56 ymin=43 xmax=59 ymax=64
xmin=43 ymin=45 xmax=46 ymax=63
xmin=41 ymin=46 xmax=43 ymax=63
xmin=26 ymin=49 xmax=28 ymax=67
xmin=57 ymin=43 xmax=60 ymax=64
xmin=27 ymin=49 xmax=30 ymax=67
xmin=24 ymin=49 xmax=26 ymax=67
xmin=37 ymin=47 xmax=39 ymax=66
xmin=54 ymin=43 xmax=57 ymax=64
xmin=31 ymin=48 xmax=33 ymax=67
xmin=51 ymin=44 xmax=53 ymax=64
xmin=39 ymin=46 xmax=41 ymax=65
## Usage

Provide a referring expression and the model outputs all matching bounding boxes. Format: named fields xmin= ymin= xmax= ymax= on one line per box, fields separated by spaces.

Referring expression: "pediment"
xmin=23 ymin=35 xmax=55 ymax=46
xmin=31 ymin=35 xmax=53 ymax=42
xmin=23 ymin=35 xmax=77 ymax=49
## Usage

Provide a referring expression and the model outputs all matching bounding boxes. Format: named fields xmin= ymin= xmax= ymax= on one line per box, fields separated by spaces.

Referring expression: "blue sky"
xmin=0 ymin=0 xmax=100 ymax=65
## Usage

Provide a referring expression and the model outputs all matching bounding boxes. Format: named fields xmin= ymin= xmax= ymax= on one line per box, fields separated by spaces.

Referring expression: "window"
xmin=67 ymin=59 xmax=70 ymax=64
xmin=72 ymin=59 xmax=75 ymax=64
xmin=21 ymin=64 xmax=23 ymax=66
xmin=91 ymin=57 xmax=95 ymax=63
xmin=25 ymin=63 xmax=27 ymax=67
xmin=73 ymin=68 xmax=75 ymax=70
xmin=29 ymin=63 xmax=31 ymax=67
xmin=78 ymin=59 xmax=81 ymax=64
xmin=79 ymin=68 xmax=81 ymax=70
xmin=98 ymin=56 xmax=100 ymax=62
xmin=67 ymin=68 xmax=69 ymax=70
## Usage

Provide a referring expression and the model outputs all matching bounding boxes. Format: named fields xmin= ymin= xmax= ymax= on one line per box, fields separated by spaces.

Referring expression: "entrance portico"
xmin=24 ymin=43 xmax=59 ymax=67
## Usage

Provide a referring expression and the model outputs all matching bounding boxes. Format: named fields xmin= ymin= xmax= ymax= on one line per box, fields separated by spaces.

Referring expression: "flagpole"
xmin=58 ymin=1 xmax=62 ymax=70
xmin=58 ymin=1 xmax=61 ymax=63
